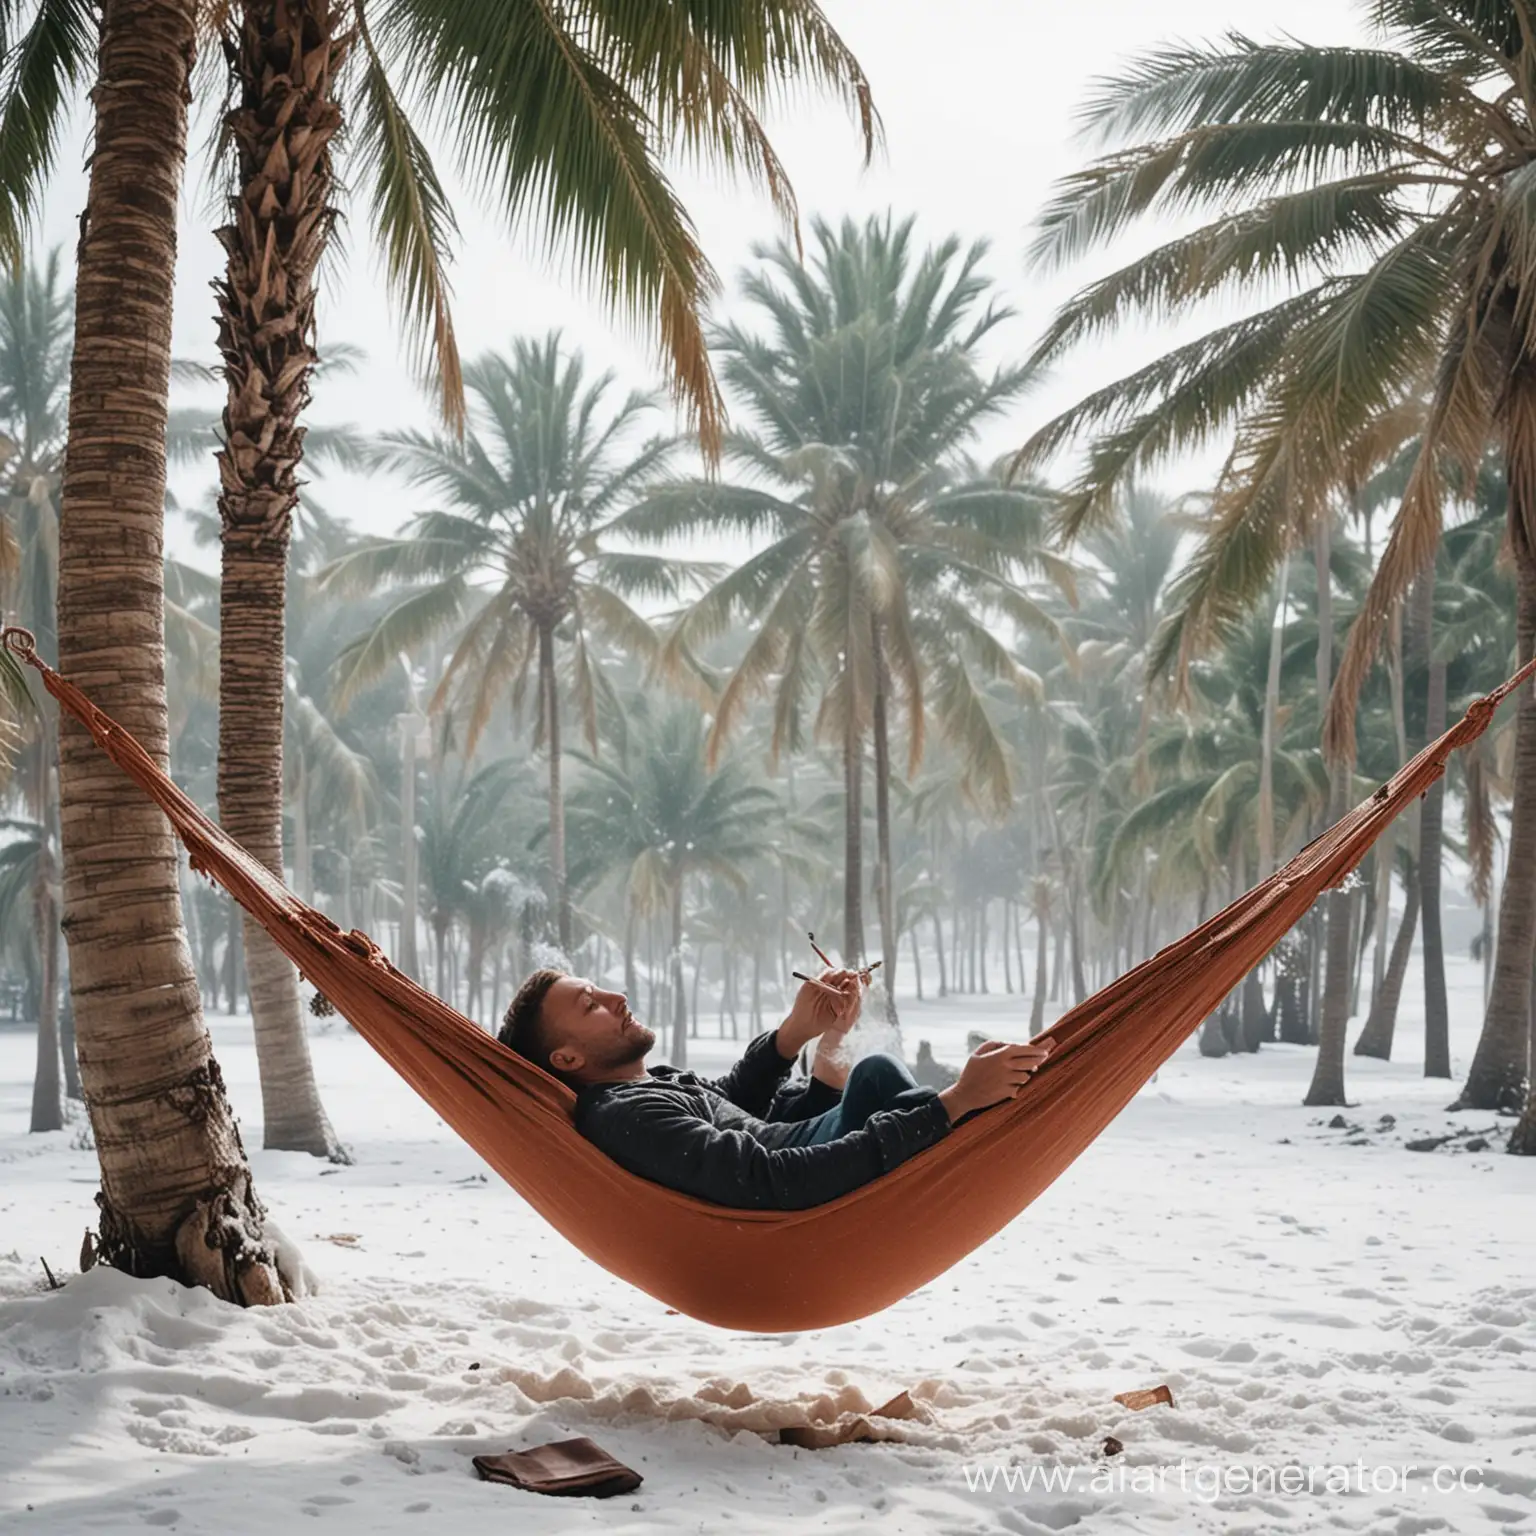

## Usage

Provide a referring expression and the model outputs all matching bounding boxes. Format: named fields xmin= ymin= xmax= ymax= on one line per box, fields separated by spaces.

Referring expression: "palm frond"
xmin=329 ymin=576 xmax=469 ymax=710
xmin=352 ymin=5 xmax=465 ymax=431
xmin=0 ymin=0 xmax=95 ymax=265
xmin=378 ymin=0 xmax=725 ymax=451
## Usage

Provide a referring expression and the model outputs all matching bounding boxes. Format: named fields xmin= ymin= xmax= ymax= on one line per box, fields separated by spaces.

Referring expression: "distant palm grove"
xmin=2 ymin=0 xmax=1534 ymax=1306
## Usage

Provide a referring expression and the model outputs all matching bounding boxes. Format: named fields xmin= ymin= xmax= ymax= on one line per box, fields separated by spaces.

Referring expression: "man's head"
xmin=498 ymin=969 xmax=654 ymax=1086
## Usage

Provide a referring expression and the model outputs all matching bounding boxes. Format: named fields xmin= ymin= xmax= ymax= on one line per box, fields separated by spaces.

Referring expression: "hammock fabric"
xmin=10 ymin=624 xmax=1531 ymax=1334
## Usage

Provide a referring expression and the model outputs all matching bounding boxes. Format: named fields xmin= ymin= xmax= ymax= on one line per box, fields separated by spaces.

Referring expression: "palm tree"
xmin=205 ymin=0 xmax=875 ymax=1162
xmin=565 ymin=700 xmax=777 ymax=1067
xmin=45 ymin=0 xmax=292 ymax=1302
xmin=320 ymin=336 xmax=703 ymax=951
xmin=1012 ymin=8 xmax=1536 ymax=1117
xmin=624 ymin=215 xmax=1066 ymax=993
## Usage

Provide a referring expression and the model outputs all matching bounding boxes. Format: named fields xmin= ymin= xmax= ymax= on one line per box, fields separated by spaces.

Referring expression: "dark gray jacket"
xmin=574 ymin=1031 xmax=952 ymax=1210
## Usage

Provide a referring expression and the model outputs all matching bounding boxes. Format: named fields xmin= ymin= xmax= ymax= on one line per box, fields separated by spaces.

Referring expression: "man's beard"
xmin=598 ymin=1022 xmax=654 ymax=1072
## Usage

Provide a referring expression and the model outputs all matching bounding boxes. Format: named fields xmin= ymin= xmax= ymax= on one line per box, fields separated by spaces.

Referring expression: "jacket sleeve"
xmin=577 ymin=1086 xmax=953 ymax=1211
xmin=767 ymin=1072 xmax=843 ymax=1123
xmin=701 ymin=1029 xmax=797 ymax=1118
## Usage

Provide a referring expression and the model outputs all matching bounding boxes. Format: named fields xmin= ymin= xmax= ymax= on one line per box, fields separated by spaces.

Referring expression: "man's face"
xmin=541 ymin=976 xmax=655 ymax=1083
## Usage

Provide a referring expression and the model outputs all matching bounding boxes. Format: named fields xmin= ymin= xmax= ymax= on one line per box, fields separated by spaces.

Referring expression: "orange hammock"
xmin=8 ymin=626 xmax=1531 ymax=1333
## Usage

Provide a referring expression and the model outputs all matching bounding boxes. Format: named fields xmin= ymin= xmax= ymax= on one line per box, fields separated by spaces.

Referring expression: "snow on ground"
xmin=2 ymin=953 xmax=1535 ymax=1536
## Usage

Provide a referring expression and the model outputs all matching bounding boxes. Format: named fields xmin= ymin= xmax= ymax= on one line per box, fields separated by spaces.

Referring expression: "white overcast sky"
xmin=34 ymin=0 xmax=1370 ymax=562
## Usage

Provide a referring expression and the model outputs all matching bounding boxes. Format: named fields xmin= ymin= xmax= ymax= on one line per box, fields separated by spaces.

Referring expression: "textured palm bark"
xmin=56 ymin=0 xmax=287 ymax=1303
xmin=214 ymin=0 xmax=349 ymax=1159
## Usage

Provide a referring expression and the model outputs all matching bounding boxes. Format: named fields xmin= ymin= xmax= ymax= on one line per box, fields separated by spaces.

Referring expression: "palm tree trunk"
xmin=931 ymin=910 xmax=947 ymax=996
xmin=690 ymin=937 xmax=703 ymax=1036
xmin=1509 ymin=966 xmax=1536 ymax=1151
xmin=870 ymin=628 xmax=899 ymax=1022
xmin=293 ymin=759 xmax=312 ymax=905
xmin=30 ymin=851 xmax=63 ymax=1134
xmin=1459 ymin=510 xmax=1536 ymax=1112
xmin=1354 ymin=870 xmax=1419 ymax=1060
xmin=434 ymin=917 xmax=449 ymax=1000
xmin=213 ymin=0 xmax=347 ymax=1160
xmin=1420 ymin=653 xmax=1451 ymax=1078
xmin=1258 ymin=555 xmax=1290 ymax=879
xmin=1051 ymin=908 xmax=1065 ymax=1000
xmin=1030 ymin=903 xmax=1048 ymax=1037
xmin=669 ymin=880 xmax=687 ymax=1065
xmin=465 ymin=922 xmax=483 ymax=1023
xmin=1016 ymin=900 xmax=1028 ymax=992
xmin=623 ymin=902 xmax=637 ymax=999
xmin=1067 ymin=878 xmax=1087 ymax=1005
xmin=57 ymin=977 xmax=81 ymax=1100
xmin=397 ymin=714 xmax=421 ymax=980
xmin=539 ymin=623 xmax=570 ymax=951
xmin=55 ymin=0 xmax=289 ymax=1304
xmin=842 ymin=719 xmax=866 ymax=964
xmin=1305 ymin=768 xmax=1355 ymax=1106
xmin=1370 ymin=831 xmax=1393 ymax=1010
xmin=1349 ymin=879 xmax=1369 ymax=1017
xmin=978 ymin=901 xmax=989 ymax=993
xmin=38 ymin=755 xmax=75 ymax=1114
xmin=1305 ymin=509 xmax=1353 ymax=1107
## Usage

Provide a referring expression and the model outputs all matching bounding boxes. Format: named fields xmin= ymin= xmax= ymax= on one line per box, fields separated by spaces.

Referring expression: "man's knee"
xmin=848 ymin=1052 xmax=913 ymax=1092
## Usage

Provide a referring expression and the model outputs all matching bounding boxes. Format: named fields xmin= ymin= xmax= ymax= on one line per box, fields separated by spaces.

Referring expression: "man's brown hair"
xmin=498 ymin=968 xmax=567 ymax=1078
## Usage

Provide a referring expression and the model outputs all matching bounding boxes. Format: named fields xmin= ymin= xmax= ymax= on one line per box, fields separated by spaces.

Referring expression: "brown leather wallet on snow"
xmin=471 ymin=1437 xmax=643 ymax=1498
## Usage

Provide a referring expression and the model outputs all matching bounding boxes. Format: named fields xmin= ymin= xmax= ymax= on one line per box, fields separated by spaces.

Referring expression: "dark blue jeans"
xmin=775 ymin=1053 xmax=921 ymax=1147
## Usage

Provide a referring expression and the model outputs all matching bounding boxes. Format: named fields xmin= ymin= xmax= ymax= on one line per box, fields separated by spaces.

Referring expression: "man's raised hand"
xmin=776 ymin=967 xmax=865 ymax=1058
xmin=938 ymin=1039 xmax=1054 ymax=1124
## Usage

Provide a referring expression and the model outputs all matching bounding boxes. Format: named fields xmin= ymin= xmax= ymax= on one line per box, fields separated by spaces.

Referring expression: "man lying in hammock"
xmin=498 ymin=967 xmax=1052 ymax=1211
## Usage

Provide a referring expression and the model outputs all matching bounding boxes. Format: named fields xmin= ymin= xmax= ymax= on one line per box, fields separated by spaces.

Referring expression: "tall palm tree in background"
xmin=207 ymin=0 xmax=876 ymax=1160
xmin=1012 ymin=4 xmax=1536 ymax=1133
xmin=321 ymin=337 xmax=704 ymax=951
xmin=565 ymin=700 xmax=776 ymax=1067
xmin=624 ymin=215 xmax=1067 ymax=993
xmin=416 ymin=755 xmax=525 ymax=999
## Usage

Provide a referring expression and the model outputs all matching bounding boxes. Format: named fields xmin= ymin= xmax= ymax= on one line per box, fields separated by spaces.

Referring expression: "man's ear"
xmin=549 ymin=1045 xmax=584 ymax=1075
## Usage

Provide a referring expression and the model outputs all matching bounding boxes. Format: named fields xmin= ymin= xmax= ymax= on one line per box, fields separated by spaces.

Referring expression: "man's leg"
xmin=800 ymin=1053 xmax=919 ymax=1145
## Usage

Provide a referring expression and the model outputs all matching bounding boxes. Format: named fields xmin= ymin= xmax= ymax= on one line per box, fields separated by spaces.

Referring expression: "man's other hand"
xmin=938 ymin=1038 xmax=1054 ymax=1123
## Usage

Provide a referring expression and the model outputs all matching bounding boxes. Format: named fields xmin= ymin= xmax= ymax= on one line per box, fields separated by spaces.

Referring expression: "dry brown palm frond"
xmin=1326 ymin=277 xmax=1504 ymax=762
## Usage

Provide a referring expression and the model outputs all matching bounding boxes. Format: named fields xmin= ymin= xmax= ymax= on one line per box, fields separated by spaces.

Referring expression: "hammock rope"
xmin=9 ymin=623 xmax=1532 ymax=1333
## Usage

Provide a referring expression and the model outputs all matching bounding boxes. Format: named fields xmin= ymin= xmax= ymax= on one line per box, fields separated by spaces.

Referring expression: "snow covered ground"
xmin=2 ymin=953 xmax=1534 ymax=1536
